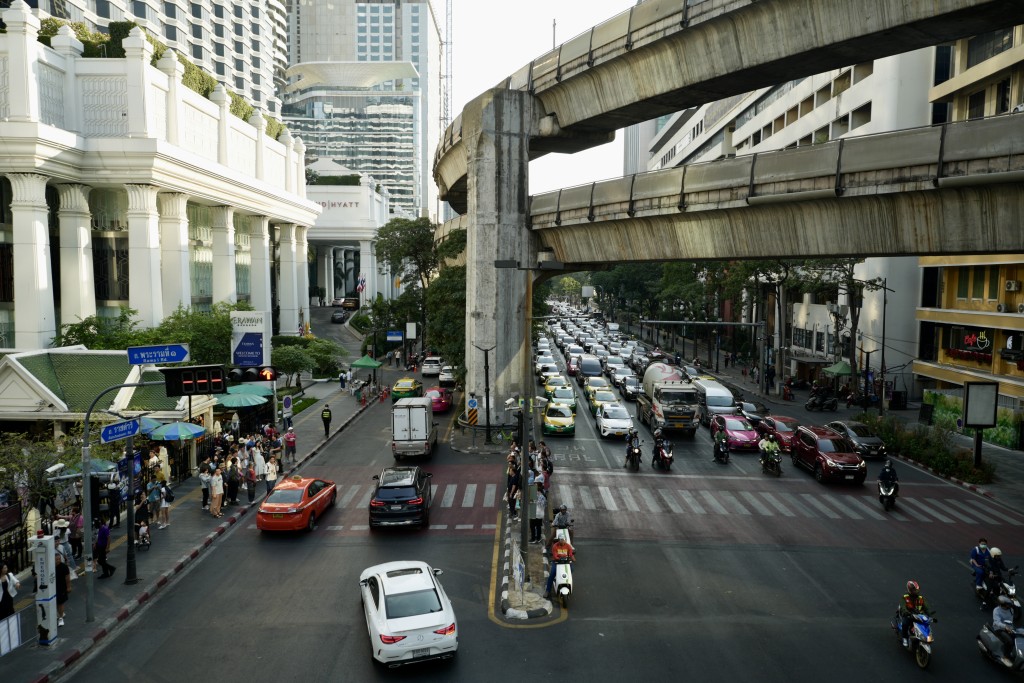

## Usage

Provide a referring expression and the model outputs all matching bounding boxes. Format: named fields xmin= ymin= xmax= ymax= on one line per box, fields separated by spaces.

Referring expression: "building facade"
xmin=0 ymin=5 xmax=319 ymax=348
xmin=913 ymin=25 xmax=1024 ymax=405
xmin=281 ymin=0 xmax=441 ymax=220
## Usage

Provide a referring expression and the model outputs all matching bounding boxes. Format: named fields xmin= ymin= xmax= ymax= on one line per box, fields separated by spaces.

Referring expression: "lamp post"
xmin=472 ymin=344 xmax=496 ymax=443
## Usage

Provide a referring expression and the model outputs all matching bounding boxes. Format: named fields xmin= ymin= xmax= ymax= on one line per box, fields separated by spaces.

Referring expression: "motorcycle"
xmin=975 ymin=566 xmax=1022 ymax=618
xmin=977 ymin=620 xmax=1024 ymax=670
xmin=653 ymin=440 xmax=674 ymax=471
xmin=805 ymin=388 xmax=838 ymax=411
xmin=551 ymin=524 xmax=574 ymax=608
xmin=713 ymin=439 xmax=730 ymax=464
xmin=759 ymin=447 xmax=782 ymax=477
xmin=890 ymin=610 xmax=936 ymax=669
xmin=878 ymin=481 xmax=898 ymax=511
xmin=625 ymin=443 xmax=641 ymax=471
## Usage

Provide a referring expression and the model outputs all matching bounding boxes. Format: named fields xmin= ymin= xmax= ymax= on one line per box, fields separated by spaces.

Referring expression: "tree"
xmin=305 ymin=337 xmax=344 ymax=378
xmin=0 ymin=431 xmax=82 ymax=523
xmin=425 ymin=265 xmax=466 ymax=375
xmin=156 ymin=302 xmax=250 ymax=364
xmin=374 ymin=217 xmax=439 ymax=290
xmin=271 ymin=345 xmax=313 ymax=387
xmin=53 ymin=306 xmax=154 ymax=348
xmin=553 ymin=275 xmax=582 ymax=303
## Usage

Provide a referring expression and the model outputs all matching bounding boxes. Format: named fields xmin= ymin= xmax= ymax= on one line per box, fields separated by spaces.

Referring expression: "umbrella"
xmin=351 ymin=354 xmax=383 ymax=369
xmin=148 ymin=421 xmax=206 ymax=441
xmin=823 ymin=361 xmax=853 ymax=376
xmin=216 ymin=393 xmax=268 ymax=408
xmin=227 ymin=384 xmax=274 ymax=397
xmin=139 ymin=417 xmax=164 ymax=435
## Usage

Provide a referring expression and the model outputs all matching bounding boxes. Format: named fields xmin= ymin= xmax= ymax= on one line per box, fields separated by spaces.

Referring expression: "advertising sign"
xmin=231 ymin=311 xmax=271 ymax=367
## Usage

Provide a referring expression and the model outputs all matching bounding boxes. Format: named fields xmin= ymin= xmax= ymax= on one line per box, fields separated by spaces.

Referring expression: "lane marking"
xmin=577 ymin=485 xmax=596 ymax=510
xmin=462 ymin=483 xmax=478 ymax=507
xmin=716 ymin=490 xmax=751 ymax=516
xmin=350 ymin=524 xmax=369 ymax=530
xmin=638 ymin=488 xmax=662 ymax=513
xmin=441 ymin=484 xmax=457 ymax=508
xmin=340 ymin=484 xmax=362 ymax=508
xmin=598 ymin=486 xmax=618 ymax=511
xmin=699 ymin=490 xmax=728 ymax=515
xmin=429 ymin=524 xmax=449 ymax=530
xmin=678 ymin=490 xmax=706 ymax=514
xmin=618 ymin=487 xmax=640 ymax=512
xmin=738 ymin=491 xmax=773 ymax=516
xmin=431 ymin=484 xmax=439 ymax=506
xmin=960 ymin=498 xmax=1024 ymax=526
xmin=556 ymin=483 xmax=574 ymax=509
xmin=658 ymin=489 xmax=682 ymax=514
xmin=484 ymin=483 xmax=497 ymax=507
xmin=919 ymin=498 xmax=974 ymax=524
xmin=759 ymin=492 xmax=796 ymax=517
xmin=819 ymin=495 xmax=863 ymax=520
xmin=899 ymin=497 xmax=947 ymax=523
xmin=841 ymin=495 xmax=886 ymax=521
xmin=326 ymin=525 xmax=344 ymax=531
xmin=800 ymin=493 xmax=841 ymax=519
xmin=455 ymin=524 xmax=474 ymax=530
xmin=945 ymin=498 xmax=996 ymax=524
xmin=861 ymin=497 xmax=911 ymax=522
xmin=357 ymin=488 xmax=373 ymax=509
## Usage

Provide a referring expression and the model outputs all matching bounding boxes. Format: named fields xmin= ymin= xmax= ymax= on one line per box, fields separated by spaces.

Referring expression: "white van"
xmin=392 ymin=397 xmax=438 ymax=458
xmin=692 ymin=378 xmax=738 ymax=426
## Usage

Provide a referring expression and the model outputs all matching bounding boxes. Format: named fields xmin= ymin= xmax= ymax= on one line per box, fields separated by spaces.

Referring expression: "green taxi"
xmin=542 ymin=403 xmax=576 ymax=436
xmin=391 ymin=377 xmax=424 ymax=401
xmin=549 ymin=386 xmax=578 ymax=413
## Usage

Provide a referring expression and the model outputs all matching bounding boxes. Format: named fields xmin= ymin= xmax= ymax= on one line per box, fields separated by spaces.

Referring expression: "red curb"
xmin=190 ymin=548 xmax=199 ymax=559
xmin=91 ymin=627 xmax=107 ymax=641
xmin=115 ymin=608 xmax=130 ymax=622
xmin=174 ymin=561 xmax=184 ymax=572
xmin=156 ymin=575 xmax=168 ymax=587
xmin=29 ymin=675 xmax=50 ymax=683
xmin=59 ymin=649 xmax=81 ymax=666
xmin=137 ymin=591 xmax=150 ymax=604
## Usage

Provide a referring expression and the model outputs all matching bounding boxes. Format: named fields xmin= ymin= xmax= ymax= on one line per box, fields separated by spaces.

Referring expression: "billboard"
xmin=231 ymin=311 xmax=271 ymax=367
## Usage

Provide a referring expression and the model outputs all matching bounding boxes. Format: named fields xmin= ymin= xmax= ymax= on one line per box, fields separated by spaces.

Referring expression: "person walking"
xmin=284 ymin=428 xmax=297 ymax=464
xmin=199 ymin=466 xmax=211 ymax=511
xmin=321 ymin=404 xmax=333 ymax=437
xmin=1 ymin=558 xmax=21 ymax=619
xmin=265 ymin=456 xmax=279 ymax=495
xmin=68 ymin=507 xmax=84 ymax=560
xmin=209 ymin=468 xmax=224 ymax=518
xmin=95 ymin=518 xmax=115 ymax=579
xmin=158 ymin=481 xmax=172 ymax=529
xmin=54 ymin=549 xmax=71 ymax=626
xmin=530 ymin=484 xmax=546 ymax=544
xmin=53 ymin=519 xmax=77 ymax=576
xmin=226 ymin=457 xmax=241 ymax=504
xmin=339 ymin=370 xmax=347 ymax=391
xmin=245 ymin=462 xmax=257 ymax=504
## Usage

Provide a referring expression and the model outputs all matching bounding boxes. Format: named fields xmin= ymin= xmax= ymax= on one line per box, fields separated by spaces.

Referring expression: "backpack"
xmin=162 ymin=485 xmax=175 ymax=503
xmin=543 ymin=459 xmax=554 ymax=475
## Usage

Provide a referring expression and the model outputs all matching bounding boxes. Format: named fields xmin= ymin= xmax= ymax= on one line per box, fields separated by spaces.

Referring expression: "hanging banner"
xmin=231 ymin=311 xmax=271 ymax=367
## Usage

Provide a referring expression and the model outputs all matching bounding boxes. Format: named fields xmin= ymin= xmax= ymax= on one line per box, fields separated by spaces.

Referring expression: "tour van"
xmin=575 ymin=354 xmax=604 ymax=386
xmin=692 ymin=378 xmax=738 ymax=426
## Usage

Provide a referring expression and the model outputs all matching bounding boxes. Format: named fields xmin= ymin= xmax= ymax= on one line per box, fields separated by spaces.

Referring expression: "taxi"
xmin=425 ymin=386 xmax=453 ymax=413
xmin=256 ymin=476 xmax=337 ymax=532
xmin=391 ymin=377 xmax=424 ymax=401
xmin=549 ymin=386 xmax=578 ymax=413
xmin=583 ymin=376 xmax=612 ymax=402
xmin=542 ymin=403 xmax=576 ymax=437
xmin=543 ymin=375 xmax=570 ymax=399
xmin=588 ymin=389 xmax=619 ymax=416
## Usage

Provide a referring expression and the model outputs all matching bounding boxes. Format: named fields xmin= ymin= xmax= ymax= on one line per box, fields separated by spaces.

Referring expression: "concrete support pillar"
xmin=9 ymin=173 xmax=56 ymax=347
xmin=249 ymin=110 xmax=265 ymax=181
xmin=316 ymin=246 xmax=330 ymax=305
xmin=296 ymin=226 xmax=311 ymax=314
xmin=250 ymin=216 xmax=272 ymax=312
xmin=294 ymin=138 xmax=307 ymax=199
xmin=281 ymin=131 xmax=295 ymax=195
xmin=158 ymin=192 xmax=191 ymax=314
xmin=55 ymin=183 xmax=96 ymax=324
xmin=463 ymin=89 xmax=536 ymax=426
xmin=211 ymin=206 xmax=236 ymax=304
xmin=359 ymin=240 xmax=374 ymax=306
xmin=125 ymin=184 xmax=164 ymax=328
xmin=211 ymin=85 xmax=230 ymax=166
xmin=325 ymin=247 xmax=336 ymax=302
xmin=278 ymin=223 xmax=299 ymax=335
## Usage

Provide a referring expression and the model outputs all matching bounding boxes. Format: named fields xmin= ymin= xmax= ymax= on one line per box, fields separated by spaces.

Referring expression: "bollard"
xmin=360 ymin=391 xmax=366 ymax=408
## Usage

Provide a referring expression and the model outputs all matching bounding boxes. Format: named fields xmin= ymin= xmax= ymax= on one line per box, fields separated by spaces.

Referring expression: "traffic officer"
xmin=321 ymin=404 xmax=332 ymax=437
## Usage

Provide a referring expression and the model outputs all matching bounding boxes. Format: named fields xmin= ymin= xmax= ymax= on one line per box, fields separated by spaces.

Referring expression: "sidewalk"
xmin=3 ymin=380 xmax=372 ymax=683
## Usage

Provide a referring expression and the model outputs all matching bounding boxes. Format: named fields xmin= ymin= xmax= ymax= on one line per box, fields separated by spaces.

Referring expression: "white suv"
xmin=420 ymin=356 xmax=443 ymax=377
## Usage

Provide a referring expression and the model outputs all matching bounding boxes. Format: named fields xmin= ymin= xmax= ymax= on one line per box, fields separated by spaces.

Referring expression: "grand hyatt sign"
xmin=318 ymin=200 xmax=360 ymax=209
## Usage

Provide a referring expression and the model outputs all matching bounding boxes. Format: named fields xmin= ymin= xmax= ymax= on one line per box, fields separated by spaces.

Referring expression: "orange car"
xmin=256 ymin=476 xmax=337 ymax=532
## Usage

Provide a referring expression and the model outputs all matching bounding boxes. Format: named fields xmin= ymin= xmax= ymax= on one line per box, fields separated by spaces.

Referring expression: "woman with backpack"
xmin=157 ymin=480 xmax=173 ymax=529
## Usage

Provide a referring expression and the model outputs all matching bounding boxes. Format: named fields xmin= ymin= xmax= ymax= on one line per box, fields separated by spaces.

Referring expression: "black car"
xmin=368 ymin=466 xmax=433 ymax=529
xmin=737 ymin=400 xmax=769 ymax=427
xmin=825 ymin=420 xmax=888 ymax=459
xmin=331 ymin=310 xmax=348 ymax=324
xmin=620 ymin=375 xmax=640 ymax=401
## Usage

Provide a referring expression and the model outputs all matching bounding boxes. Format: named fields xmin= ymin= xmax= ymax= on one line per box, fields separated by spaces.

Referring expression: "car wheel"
xmin=421 ymin=512 xmax=430 ymax=530
xmin=306 ymin=512 xmax=316 ymax=532
xmin=814 ymin=464 xmax=824 ymax=483
xmin=331 ymin=491 xmax=337 ymax=507
xmin=791 ymin=454 xmax=799 ymax=467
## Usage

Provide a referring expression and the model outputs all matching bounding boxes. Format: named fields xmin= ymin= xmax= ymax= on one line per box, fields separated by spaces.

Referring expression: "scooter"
xmin=625 ymin=440 xmax=642 ymax=471
xmin=551 ymin=525 xmax=574 ymax=608
xmin=805 ymin=389 xmax=838 ymax=411
xmin=713 ymin=439 xmax=730 ymax=464
xmin=878 ymin=481 xmax=898 ymax=511
xmin=975 ymin=567 xmax=1022 ymax=618
xmin=890 ymin=610 xmax=936 ymax=669
xmin=759 ymin=448 xmax=782 ymax=477
xmin=653 ymin=440 xmax=674 ymax=471
xmin=977 ymin=620 xmax=1024 ymax=670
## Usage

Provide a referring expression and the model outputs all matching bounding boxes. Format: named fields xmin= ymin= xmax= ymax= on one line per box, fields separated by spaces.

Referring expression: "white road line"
xmin=638 ymin=488 xmax=662 ymax=513
xmin=759 ymin=492 xmax=796 ymax=517
xmin=698 ymin=490 xmax=728 ymax=515
xmin=357 ymin=488 xmax=373 ymax=509
xmin=455 ymin=524 xmax=474 ymax=530
xmin=441 ymin=484 xmax=457 ymax=508
xmin=860 ymin=497 xmax=911 ymax=522
xmin=429 ymin=524 xmax=448 ymax=530
xmin=556 ymin=484 xmax=574 ymax=509
xmin=658 ymin=489 xmax=683 ymax=514
xmin=340 ymin=485 xmax=361 ymax=508
xmin=598 ymin=486 xmax=618 ymax=511
xmin=900 ymin=497 xmax=953 ymax=523
xmin=325 ymin=525 xmax=344 ymax=531
xmin=482 ymin=524 xmax=497 ymax=530
xmin=922 ymin=498 xmax=978 ymax=524
xmin=738 ymin=491 xmax=773 ymax=516
xmin=820 ymin=495 xmax=864 ymax=520
xmin=716 ymin=491 xmax=751 ymax=515
xmin=578 ymin=485 xmax=597 ymax=510
xmin=959 ymin=498 xmax=1024 ymax=526
xmin=678 ymin=490 xmax=706 ymax=514
xmin=351 ymin=524 xmax=369 ymax=530
xmin=461 ymin=484 xmax=477 ymax=507
xmin=430 ymin=484 xmax=439 ymax=506
xmin=945 ymin=498 xmax=997 ymax=524
xmin=483 ymin=483 xmax=497 ymax=507
xmin=619 ymin=487 xmax=641 ymax=512
xmin=780 ymin=494 xmax=816 ymax=518
xmin=800 ymin=494 xmax=841 ymax=519
xmin=888 ymin=497 xmax=931 ymax=522
xmin=841 ymin=496 xmax=886 ymax=521
xmin=247 ymin=524 xmax=256 ymax=529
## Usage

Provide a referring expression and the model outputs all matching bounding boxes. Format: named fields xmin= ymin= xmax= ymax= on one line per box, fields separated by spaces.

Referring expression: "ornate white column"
xmin=323 ymin=247 xmax=335 ymax=302
xmin=56 ymin=184 xmax=96 ymax=324
xmin=249 ymin=109 xmax=265 ymax=181
xmin=249 ymin=216 xmax=272 ymax=313
xmin=211 ymin=85 xmax=230 ymax=166
xmin=293 ymin=137 xmax=307 ymax=199
xmin=122 ymin=27 xmax=155 ymax=138
xmin=156 ymin=49 xmax=185 ymax=145
xmin=278 ymin=223 xmax=299 ymax=334
xmin=296 ymin=226 xmax=311 ymax=312
xmin=281 ymin=130 xmax=295 ymax=195
xmin=9 ymin=173 xmax=56 ymax=347
xmin=211 ymin=206 xmax=236 ymax=304
xmin=125 ymin=184 xmax=164 ymax=327
xmin=158 ymin=192 xmax=191 ymax=314
xmin=3 ymin=1 xmax=42 ymax=122
xmin=359 ymin=239 xmax=374 ymax=306
xmin=51 ymin=26 xmax=83 ymax=134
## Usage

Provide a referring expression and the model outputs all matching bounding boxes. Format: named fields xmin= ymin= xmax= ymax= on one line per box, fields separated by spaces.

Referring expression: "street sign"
xmin=100 ymin=419 xmax=140 ymax=444
xmin=386 ymin=330 xmax=403 ymax=342
xmin=467 ymin=398 xmax=478 ymax=409
xmin=232 ymin=332 xmax=265 ymax=367
xmin=467 ymin=409 xmax=478 ymax=425
xmin=231 ymin=311 xmax=271 ymax=366
xmin=282 ymin=395 xmax=293 ymax=418
xmin=127 ymin=344 xmax=190 ymax=365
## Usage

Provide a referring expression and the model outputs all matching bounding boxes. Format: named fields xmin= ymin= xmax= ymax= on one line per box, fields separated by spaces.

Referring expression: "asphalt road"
xmin=60 ymin=325 xmax=1024 ymax=682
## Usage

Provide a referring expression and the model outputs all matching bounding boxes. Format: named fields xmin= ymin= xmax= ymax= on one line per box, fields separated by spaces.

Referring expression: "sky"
xmin=449 ymin=0 xmax=639 ymax=194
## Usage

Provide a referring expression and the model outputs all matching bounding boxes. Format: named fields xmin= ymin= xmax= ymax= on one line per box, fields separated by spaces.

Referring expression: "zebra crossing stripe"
xmin=619 ymin=487 xmax=641 ymax=512
xmin=944 ymin=498 xmax=995 ymax=524
xmin=699 ymin=490 xmax=728 ymax=515
xmin=351 ymin=524 xmax=369 ymax=530
xmin=578 ymin=485 xmax=597 ymax=510
xmin=339 ymin=485 xmax=361 ymax=508
xmin=738 ymin=491 xmax=773 ymax=516
xmin=677 ymin=490 xmax=706 ymax=514
xmin=959 ymin=498 xmax=1024 ymax=526
xmin=819 ymin=495 xmax=863 ymax=520
xmin=717 ymin=491 xmax=752 ymax=516
xmin=357 ymin=487 xmax=373 ymax=509
xmin=841 ymin=496 xmax=886 ymax=521
xmin=781 ymin=494 xmax=817 ymax=518
xmin=658 ymin=489 xmax=683 ymax=513
xmin=759 ymin=492 xmax=796 ymax=517
xmin=441 ymin=484 xmax=457 ymax=508
xmin=455 ymin=524 xmax=474 ymax=530
xmin=638 ymin=488 xmax=661 ymax=513
xmin=430 ymin=484 xmax=439 ymax=506
xmin=900 ymin=497 xmax=953 ymax=523
xmin=920 ymin=498 xmax=975 ymax=524
xmin=598 ymin=486 xmax=619 ymax=511
xmin=556 ymin=484 xmax=574 ymax=510
xmin=484 ymin=484 xmax=497 ymax=507
xmin=800 ymin=494 xmax=841 ymax=519
xmin=462 ymin=484 xmax=477 ymax=507
xmin=326 ymin=525 xmax=344 ymax=531
xmin=889 ymin=497 xmax=931 ymax=522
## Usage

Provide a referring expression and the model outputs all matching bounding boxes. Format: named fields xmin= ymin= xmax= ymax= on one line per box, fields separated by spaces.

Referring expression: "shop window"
xmin=956 ymin=267 xmax=969 ymax=298
xmin=972 ymin=265 xmax=986 ymax=299
xmin=988 ymin=266 xmax=1001 ymax=300
xmin=968 ymin=90 xmax=986 ymax=120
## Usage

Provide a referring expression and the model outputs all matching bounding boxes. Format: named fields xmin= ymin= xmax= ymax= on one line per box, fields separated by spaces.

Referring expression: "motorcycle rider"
xmin=544 ymin=534 xmax=576 ymax=600
xmin=758 ymin=433 xmax=780 ymax=466
xmin=993 ymin=595 xmax=1017 ymax=665
xmin=878 ymin=459 xmax=900 ymax=496
xmin=623 ymin=428 xmax=641 ymax=468
xmin=652 ymin=428 xmax=665 ymax=467
xmin=713 ymin=428 xmax=728 ymax=462
xmin=549 ymin=504 xmax=573 ymax=546
xmin=898 ymin=580 xmax=933 ymax=647
xmin=972 ymin=538 xmax=994 ymax=589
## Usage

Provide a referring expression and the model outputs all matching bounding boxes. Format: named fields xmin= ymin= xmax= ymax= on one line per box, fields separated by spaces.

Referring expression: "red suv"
xmin=790 ymin=426 xmax=866 ymax=484
xmin=755 ymin=415 xmax=802 ymax=452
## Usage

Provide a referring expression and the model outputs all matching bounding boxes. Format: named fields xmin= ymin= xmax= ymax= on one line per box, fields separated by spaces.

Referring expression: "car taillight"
xmin=433 ymin=623 xmax=456 ymax=636
xmin=380 ymin=634 xmax=407 ymax=644
xmin=407 ymin=496 xmax=424 ymax=505
xmin=370 ymin=499 xmax=386 ymax=507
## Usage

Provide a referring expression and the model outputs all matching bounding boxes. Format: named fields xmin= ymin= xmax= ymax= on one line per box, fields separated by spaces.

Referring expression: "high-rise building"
xmin=281 ymin=0 xmax=441 ymax=219
xmin=27 ymin=0 xmax=287 ymax=114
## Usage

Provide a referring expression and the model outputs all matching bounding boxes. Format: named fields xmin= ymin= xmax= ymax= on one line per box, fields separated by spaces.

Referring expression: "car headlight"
xmin=858 ymin=461 xmax=867 ymax=469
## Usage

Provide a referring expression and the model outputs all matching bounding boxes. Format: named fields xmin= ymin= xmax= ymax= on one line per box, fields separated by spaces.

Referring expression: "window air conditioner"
xmin=997 ymin=303 xmax=1008 ymax=312
xmin=1005 ymin=280 xmax=1021 ymax=292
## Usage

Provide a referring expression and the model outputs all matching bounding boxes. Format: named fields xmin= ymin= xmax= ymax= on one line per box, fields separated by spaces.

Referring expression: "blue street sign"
xmin=386 ymin=330 xmax=403 ymax=342
xmin=127 ymin=344 xmax=190 ymax=365
xmin=467 ymin=398 xmax=478 ymax=409
xmin=100 ymin=419 xmax=140 ymax=444
xmin=232 ymin=332 xmax=264 ymax=366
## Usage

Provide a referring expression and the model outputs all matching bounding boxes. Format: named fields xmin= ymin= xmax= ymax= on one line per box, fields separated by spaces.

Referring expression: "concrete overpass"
xmin=435 ymin=0 xmax=1024 ymax=424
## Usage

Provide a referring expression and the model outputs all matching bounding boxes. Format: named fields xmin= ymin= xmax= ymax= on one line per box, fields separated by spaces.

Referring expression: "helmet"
xmin=767 ymin=434 xmax=776 ymax=442
xmin=906 ymin=580 xmax=920 ymax=594
xmin=559 ymin=504 xmax=567 ymax=512
xmin=991 ymin=547 xmax=1003 ymax=558
xmin=999 ymin=595 xmax=1014 ymax=608
xmin=654 ymin=428 xmax=663 ymax=438
xmin=884 ymin=459 xmax=893 ymax=468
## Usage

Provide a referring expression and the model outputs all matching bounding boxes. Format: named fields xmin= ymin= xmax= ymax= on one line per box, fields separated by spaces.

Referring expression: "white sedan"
xmin=360 ymin=561 xmax=458 ymax=667
xmin=438 ymin=365 xmax=456 ymax=387
xmin=596 ymin=403 xmax=634 ymax=439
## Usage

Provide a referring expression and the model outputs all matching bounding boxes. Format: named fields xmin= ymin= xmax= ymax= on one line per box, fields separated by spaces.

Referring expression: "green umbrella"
xmin=149 ymin=422 xmax=206 ymax=441
xmin=216 ymin=393 xmax=268 ymax=408
xmin=351 ymin=354 xmax=383 ymax=369
xmin=227 ymin=384 xmax=274 ymax=397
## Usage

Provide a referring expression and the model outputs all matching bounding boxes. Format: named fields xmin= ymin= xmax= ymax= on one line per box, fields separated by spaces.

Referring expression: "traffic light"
xmin=159 ymin=364 xmax=228 ymax=397
xmin=229 ymin=366 xmax=278 ymax=383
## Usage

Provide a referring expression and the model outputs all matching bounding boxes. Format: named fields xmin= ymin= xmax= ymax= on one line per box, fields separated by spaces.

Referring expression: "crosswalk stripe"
xmin=738 ymin=491 xmax=773 ymax=516
xmin=340 ymin=485 xmax=362 ymax=508
xmin=759 ymin=492 xmax=796 ymax=517
xmin=429 ymin=524 xmax=448 ymax=530
xmin=699 ymin=490 xmax=728 ymax=515
xmin=431 ymin=484 xmax=439 ymax=505
xmin=638 ymin=488 xmax=662 ymax=513
xmin=678 ymin=490 xmax=706 ymax=514
xmin=482 ymin=524 xmax=497 ymax=530
xmin=861 ymin=497 xmax=911 ymax=522
xmin=357 ymin=488 xmax=373 ymax=509
xmin=578 ymin=485 xmax=597 ymax=510
xmin=598 ymin=486 xmax=618 ymax=511
xmin=889 ymin=497 xmax=931 ymax=522
xmin=326 ymin=525 xmax=343 ymax=531
xmin=800 ymin=494 xmax=841 ymax=519
xmin=484 ymin=484 xmax=497 ymax=507
xmin=923 ymin=498 xmax=978 ymax=524
xmin=841 ymin=496 xmax=886 ymax=521
xmin=441 ymin=484 xmax=457 ymax=508
xmin=819 ymin=495 xmax=863 ymax=520
xmin=659 ymin=489 xmax=682 ymax=513
xmin=945 ymin=498 xmax=996 ymax=524
xmin=351 ymin=524 xmax=369 ymax=530
xmin=462 ymin=484 xmax=477 ymax=507
xmin=900 ymin=497 xmax=953 ymax=523
xmin=619 ymin=487 xmax=641 ymax=512
xmin=717 ymin=491 xmax=751 ymax=516
xmin=455 ymin=524 xmax=474 ymax=530
xmin=782 ymin=494 xmax=817 ymax=518
xmin=959 ymin=498 xmax=1024 ymax=526
xmin=556 ymin=484 xmax=574 ymax=510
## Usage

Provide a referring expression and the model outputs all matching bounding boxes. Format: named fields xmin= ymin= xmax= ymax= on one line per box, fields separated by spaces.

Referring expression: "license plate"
xmin=391 ymin=505 xmax=402 ymax=511
xmin=273 ymin=514 xmax=283 ymax=518
xmin=844 ymin=475 xmax=855 ymax=480
xmin=411 ymin=648 xmax=429 ymax=658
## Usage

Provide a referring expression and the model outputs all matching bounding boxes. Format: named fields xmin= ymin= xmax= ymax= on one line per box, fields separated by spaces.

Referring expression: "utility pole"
xmin=472 ymin=344 xmax=496 ymax=443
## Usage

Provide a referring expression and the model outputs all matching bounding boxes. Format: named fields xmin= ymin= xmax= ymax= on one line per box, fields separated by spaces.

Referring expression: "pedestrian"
xmin=226 ymin=457 xmax=240 ymax=504
xmin=94 ymin=517 xmax=115 ymax=579
xmin=199 ymin=466 xmax=211 ymax=510
xmin=345 ymin=369 xmax=354 ymax=394
xmin=52 ymin=519 xmax=77 ymax=576
xmin=210 ymin=468 xmax=224 ymax=518
xmin=0 ymin=558 xmax=21 ymax=619
xmin=386 ymin=350 xmax=393 ymax=366
xmin=506 ymin=461 xmax=521 ymax=521
xmin=766 ymin=365 xmax=776 ymax=391
xmin=530 ymin=484 xmax=546 ymax=543
xmin=54 ymin=549 xmax=71 ymax=626
xmin=68 ymin=506 xmax=84 ymax=560
xmin=725 ymin=353 xmax=730 ymax=368
xmin=284 ymin=427 xmax=297 ymax=463
xmin=321 ymin=403 xmax=332 ymax=437
xmin=339 ymin=370 xmax=347 ymax=390
xmin=230 ymin=412 xmax=240 ymax=437
xmin=158 ymin=481 xmax=172 ymax=529
xmin=265 ymin=456 xmax=278 ymax=495
xmin=245 ymin=462 xmax=257 ymax=504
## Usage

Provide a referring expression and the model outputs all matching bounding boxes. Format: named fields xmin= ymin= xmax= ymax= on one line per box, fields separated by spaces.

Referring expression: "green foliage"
xmin=264 ymin=115 xmax=287 ymax=141
xmin=310 ymin=174 xmax=363 ymax=186
xmin=0 ymin=431 xmax=83 ymax=517
xmin=53 ymin=306 xmax=155 ymax=349
xmin=374 ymin=217 xmax=439 ymax=291
xmin=180 ymin=56 xmax=218 ymax=97
xmin=271 ymin=345 xmax=314 ymax=387
xmin=350 ymin=313 xmax=371 ymax=335
xmin=924 ymin=391 xmax=1021 ymax=449
xmin=426 ymin=265 xmax=466 ymax=371
xmin=229 ymin=91 xmax=254 ymax=122
xmin=270 ymin=335 xmax=308 ymax=348
xmin=305 ymin=337 xmax=345 ymax=378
